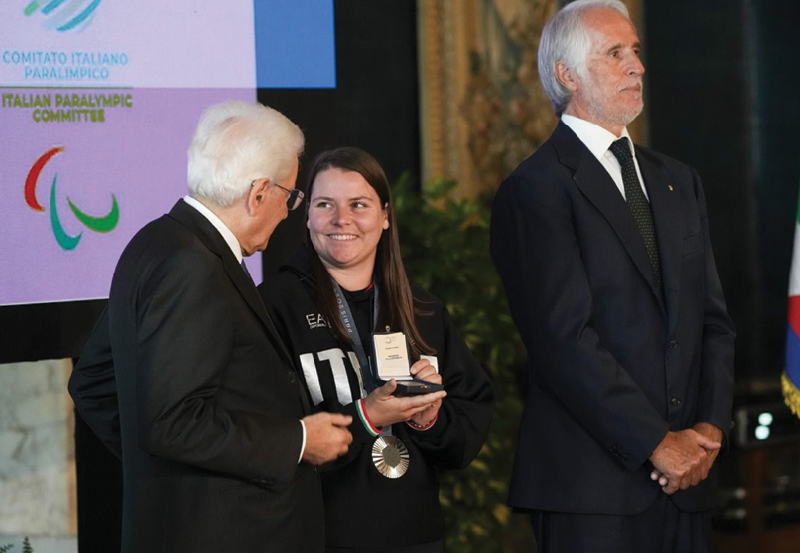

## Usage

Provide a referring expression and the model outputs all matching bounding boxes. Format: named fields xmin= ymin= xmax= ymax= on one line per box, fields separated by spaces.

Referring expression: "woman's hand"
xmin=408 ymin=359 xmax=443 ymax=427
xmin=363 ymin=361 xmax=446 ymax=428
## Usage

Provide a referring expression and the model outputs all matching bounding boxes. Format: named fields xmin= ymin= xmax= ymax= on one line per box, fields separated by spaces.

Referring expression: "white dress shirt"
xmin=182 ymin=195 xmax=307 ymax=463
xmin=561 ymin=114 xmax=649 ymax=201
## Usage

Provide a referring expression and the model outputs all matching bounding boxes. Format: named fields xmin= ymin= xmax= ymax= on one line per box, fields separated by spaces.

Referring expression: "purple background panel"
xmin=0 ymin=88 xmax=269 ymax=306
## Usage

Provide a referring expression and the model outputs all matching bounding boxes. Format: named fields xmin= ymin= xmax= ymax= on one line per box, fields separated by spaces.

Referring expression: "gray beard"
xmin=583 ymin=91 xmax=643 ymax=129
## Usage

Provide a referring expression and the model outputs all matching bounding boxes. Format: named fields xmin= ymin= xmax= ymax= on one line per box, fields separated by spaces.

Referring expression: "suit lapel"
xmin=552 ymin=123 xmax=663 ymax=312
xmin=221 ymin=252 xmax=312 ymax=412
xmin=637 ymin=148 xmax=681 ymax=330
xmin=168 ymin=200 xmax=297 ymax=368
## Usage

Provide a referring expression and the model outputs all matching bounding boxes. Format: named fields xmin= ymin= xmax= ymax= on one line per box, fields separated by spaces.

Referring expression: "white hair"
xmin=186 ymin=100 xmax=304 ymax=208
xmin=538 ymin=0 xmax=630 ymax=115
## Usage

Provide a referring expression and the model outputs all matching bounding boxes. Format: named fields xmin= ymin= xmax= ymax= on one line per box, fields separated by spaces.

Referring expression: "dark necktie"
xmin=240 ymin=260 xmax=253 ymax=283
xmin=608 ymin=137 xmax=662 ymax=288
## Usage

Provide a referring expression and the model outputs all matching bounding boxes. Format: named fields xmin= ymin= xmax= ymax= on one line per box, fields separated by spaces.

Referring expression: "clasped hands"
xmin=364 ymin=359 xmax=446 ymax=428
xmin=648 ymin=422 xmax=722 ymax=495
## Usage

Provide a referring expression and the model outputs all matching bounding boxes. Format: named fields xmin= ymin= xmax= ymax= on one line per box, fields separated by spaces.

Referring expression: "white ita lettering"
xmin=305 ymin=313 xmax=328 ymax=329
xmin=299 ymin=348 xmax=359 ymax=406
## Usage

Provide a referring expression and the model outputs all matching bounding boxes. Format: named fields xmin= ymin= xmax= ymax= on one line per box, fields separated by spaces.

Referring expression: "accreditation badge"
xmin=371 ymin=435 xmax=410 ymax=478
xmin=372 ymin=331 xmax=411 ymax=381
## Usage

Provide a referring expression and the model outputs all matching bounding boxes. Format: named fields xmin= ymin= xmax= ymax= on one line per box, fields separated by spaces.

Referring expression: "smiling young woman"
xmin=307 ymin=167 xmax=390 ymax=291
xmin=259 ymin=147 xmax=495 ymax=552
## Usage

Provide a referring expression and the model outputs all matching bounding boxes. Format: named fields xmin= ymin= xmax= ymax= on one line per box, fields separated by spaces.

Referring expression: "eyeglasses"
xmin=251 ymin=178 xmax=305 ymax=211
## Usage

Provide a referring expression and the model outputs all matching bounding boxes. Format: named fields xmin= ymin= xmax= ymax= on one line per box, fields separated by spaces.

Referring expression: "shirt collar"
xmin=182 ymin=195 xmax=243 ymax=264
xmin=561 ymin=113 xmax=634 ymax=162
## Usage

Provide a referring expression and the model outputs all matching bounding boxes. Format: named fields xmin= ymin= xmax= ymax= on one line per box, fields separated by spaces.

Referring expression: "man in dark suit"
xmin=68 ymin=101 xmax=353 ymax=552
xmin=490 ymin=1 xmax=735 ymax=551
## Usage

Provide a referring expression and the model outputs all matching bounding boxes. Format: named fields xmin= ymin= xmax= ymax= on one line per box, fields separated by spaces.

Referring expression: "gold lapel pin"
xmin=667 ymin=184 xmax=674 ymax=191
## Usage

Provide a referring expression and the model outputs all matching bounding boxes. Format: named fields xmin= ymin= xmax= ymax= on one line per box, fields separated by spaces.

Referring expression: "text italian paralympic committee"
xmin=2 ymin=93 xmax=134 ymax=124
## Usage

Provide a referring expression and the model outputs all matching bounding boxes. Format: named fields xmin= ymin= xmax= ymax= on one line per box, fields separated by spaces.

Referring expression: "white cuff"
xmin=297 ymin=419 xmax=307 ymax=464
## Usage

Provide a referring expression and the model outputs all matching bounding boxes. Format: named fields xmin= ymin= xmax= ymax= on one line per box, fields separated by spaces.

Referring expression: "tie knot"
xmin=609 ymin=137 xmax=633 ymax=165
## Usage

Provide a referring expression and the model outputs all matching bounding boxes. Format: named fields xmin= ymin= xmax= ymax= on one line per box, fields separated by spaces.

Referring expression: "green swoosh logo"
xmin=49 ymin=174 xmax=82 ymax=250
xmin=68 ymin=194 xmax=119 ymax=232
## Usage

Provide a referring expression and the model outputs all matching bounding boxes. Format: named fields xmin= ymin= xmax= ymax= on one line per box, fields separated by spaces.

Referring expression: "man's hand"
xmin=648 ymin=428 xmax=721 ymax=494
xmin=364 ymin=377 xmax=447 ymax=428
xmin=301 ymin=412 xmax=353 ymax=465
xmin=689 ymin=422 xmax=723 ymax=478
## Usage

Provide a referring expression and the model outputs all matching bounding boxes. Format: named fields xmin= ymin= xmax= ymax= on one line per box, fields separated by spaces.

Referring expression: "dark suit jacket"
xmin=491 ymin=122 xmax=735 ymax=515
xmin=68 ymin=200 xmax=324 ymax=552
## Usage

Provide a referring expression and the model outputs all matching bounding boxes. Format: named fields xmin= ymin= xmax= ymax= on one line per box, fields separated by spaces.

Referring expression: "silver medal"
xmin=371 ymin=435 xmax=410 ymax=478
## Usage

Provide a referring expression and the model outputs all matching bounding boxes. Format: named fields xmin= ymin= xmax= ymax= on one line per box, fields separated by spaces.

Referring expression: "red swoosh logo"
xmin=25 ymin=146 xmax=64 ymax=212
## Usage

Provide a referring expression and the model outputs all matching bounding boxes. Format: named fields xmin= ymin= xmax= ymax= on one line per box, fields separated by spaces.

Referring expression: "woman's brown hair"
xmin=305 ymin=147 xmax=435 ymax=359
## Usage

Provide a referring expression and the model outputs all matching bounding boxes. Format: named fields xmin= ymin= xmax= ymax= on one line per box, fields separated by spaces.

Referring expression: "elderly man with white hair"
xmin=491 ymin=1 xmax=735 ymax=551
xmin=69 ymin=100 xmax=352 ymax=552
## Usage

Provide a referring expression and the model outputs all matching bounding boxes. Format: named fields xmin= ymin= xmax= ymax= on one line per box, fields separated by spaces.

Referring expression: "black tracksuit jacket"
xmin=259 ymin=247 xmax=494 ymax=550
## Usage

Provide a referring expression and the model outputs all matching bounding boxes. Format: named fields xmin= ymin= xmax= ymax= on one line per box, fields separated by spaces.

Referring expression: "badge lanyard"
xmin=331 ymin=279 xmax=380 ymax=393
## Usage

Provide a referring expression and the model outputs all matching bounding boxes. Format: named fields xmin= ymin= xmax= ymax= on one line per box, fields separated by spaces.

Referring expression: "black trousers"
xmin=530 ymin=494 xmax=712 ymax=553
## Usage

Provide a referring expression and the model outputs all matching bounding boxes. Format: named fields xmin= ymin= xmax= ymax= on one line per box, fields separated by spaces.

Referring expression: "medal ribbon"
xmin=331 ymin=279 xmax=395 ymax=440
xmin=331 ymin=279 xmax=380 ymax=393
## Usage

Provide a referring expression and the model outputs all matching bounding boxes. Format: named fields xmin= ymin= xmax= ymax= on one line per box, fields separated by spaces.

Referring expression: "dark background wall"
xmin=258 ymin=0 xmax=420 ymax=277
xmin=748 ymin=0 xmax=800 ymax=381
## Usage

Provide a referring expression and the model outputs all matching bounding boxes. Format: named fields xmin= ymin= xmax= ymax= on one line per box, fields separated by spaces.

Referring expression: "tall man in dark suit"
xmin=491 ymin=1 xmax=735 ymax=551
xmin=68 ymin=101 xmax=353 ymax=552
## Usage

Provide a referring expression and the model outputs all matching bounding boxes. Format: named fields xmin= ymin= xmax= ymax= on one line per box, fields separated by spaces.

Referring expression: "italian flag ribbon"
xmin=784 ymin=191 xmax=800 ymax=417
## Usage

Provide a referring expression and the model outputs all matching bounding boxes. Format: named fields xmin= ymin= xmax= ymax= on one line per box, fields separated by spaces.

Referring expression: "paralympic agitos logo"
xmin=25 ymin=146 xmax=119 ymax=251
xmin=24 ymin=0 xmax=103 ymax=33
